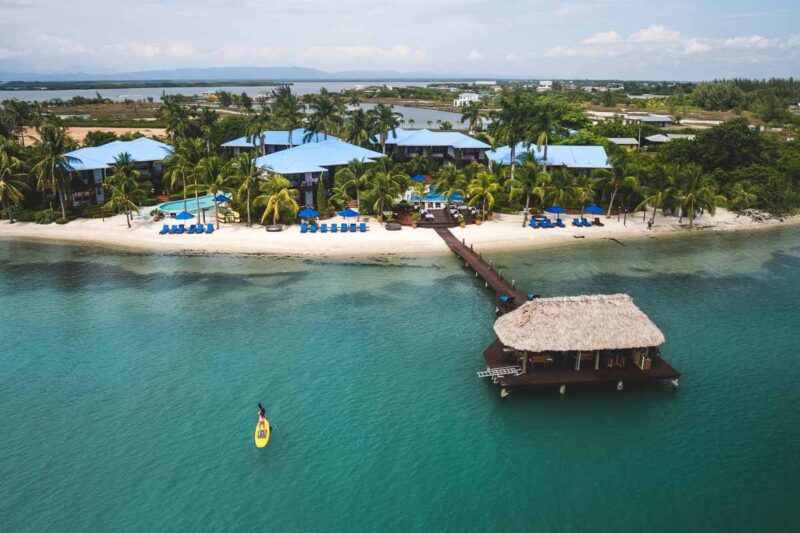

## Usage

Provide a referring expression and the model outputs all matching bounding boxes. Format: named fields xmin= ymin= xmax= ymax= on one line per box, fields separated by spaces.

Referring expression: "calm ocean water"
xmin=1 ymin=228 xmax=799 ymax=532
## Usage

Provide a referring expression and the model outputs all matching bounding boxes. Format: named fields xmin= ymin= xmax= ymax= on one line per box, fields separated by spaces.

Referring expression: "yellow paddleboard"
xmin=254 ymin=419 xmax=270 ymax=448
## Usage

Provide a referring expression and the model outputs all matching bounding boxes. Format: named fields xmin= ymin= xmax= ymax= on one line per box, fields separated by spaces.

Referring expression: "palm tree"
xmin=0 ymin=139 xmax=28 ymax=223
xmin=677 ymin=165 xmax=725 ymax=228
xmin=196 ymin=107 xmax=219 ymax=153
xmin=231 ymin=153 xmax=261 ymax=227
xmin=30 ymin=123 xmax=77 ymax=220
xmin=271 ymin=85 xmax=305 ymax=146
xmin=636 ymin=167 xmax=675 ymax=224
xmin=305 ymin=88 xmax=344 ymax=140
xmin=571 ymin=173 xmax=600 ymax=216
xmin=728 ymin=180 xmax=759 ymax=213
xmin=528 ymin=100 xmax=561 ymax=167
xmin=370 ymin=103 xmax=403 ymax=154
xmin=489 ymin=90 xmax=530 ymax=181
xmin=163 ymin=137 xmax=205 ymax=214
xmin=467 ymin=171 xmax=501 ymax=214
xmin=364 ymin=163 xmax=406 ymax=215
xmin=253 ymin=174 xmax=299 ymax=225
xmin=334 ymin=160 xmax=371 ymax=217
xmin=195 ymin=155 xmax=232 ymax=228
xmin=439 ymin=120 xmax=453 ymax=130
xmin=435 ymin=165 xmax=467 ymax=208
xmin=103 ymin=153 xmax=145 ymax=228
xmin=245 ymin=105 xmax=273 ymax=156
xmin=158 ymin=96 xmax=193 ymax=141
xmin=343 ymin=108 xmax=375 ymax=147
xmin=545 ymin=168 xmax=573 ymax=209
xmin=595 ymin=158 xmax=640 ymax=218
xmin=506 ymin=153 xmax=549 ymax=214
xmin=460 ymin=101 xmax=483 ymax=133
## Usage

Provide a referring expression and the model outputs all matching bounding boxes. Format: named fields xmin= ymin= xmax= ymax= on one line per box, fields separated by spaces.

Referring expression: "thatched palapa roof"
xmin=494 ymin=294 xmax=665 ymax=353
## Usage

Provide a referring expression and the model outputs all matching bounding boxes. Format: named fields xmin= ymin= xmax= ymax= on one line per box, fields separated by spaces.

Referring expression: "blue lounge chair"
xmin=188 ymin=224 xmax=197 ymax=234
xmin=359 ymin=223 xmax=367 ymax=232
xmin=300 ymin=223 xmax=308 ymax=234
xmin=529 ymin=219 xmax=538 ymax=228
xmin=555 ymin=218 xmax=566 ymax=228
xmin=340 ymin=223 xmax=348 ymax=233
xmin=159 ymin=224 xmax=170 ymax=235
xmin=196 ymin=224 xmax=205 ymax=234
xmin=349 ymin=223 xmax=357 ymax=232
xmin=320 ymin=223 xmax=328 ymax=233
xmin=331 ymin=223 xmax=338 ymax=233
xmin=206 ymin=224 xmax=214 ymax=234
xmin=540 ymin=219 xmax=552 ymax=228
xmin=309 ymin=224 xmax=318 ymax=233
xmin=177 ymin=224 xmax=186 ymax=234
xmin=581 ymin=217 xmax=593 ymax=227
xmin=169 ymin=225 xmax=178 ymax=234
xmin=572 ymin=218 xmax=582 ymax=227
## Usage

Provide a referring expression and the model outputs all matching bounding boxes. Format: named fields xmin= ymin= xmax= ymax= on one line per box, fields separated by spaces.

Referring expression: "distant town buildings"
xmin=453 ymin=92 xmax=480 ymax=107
xmin=537 ymin=81 xmax=553 ymax=93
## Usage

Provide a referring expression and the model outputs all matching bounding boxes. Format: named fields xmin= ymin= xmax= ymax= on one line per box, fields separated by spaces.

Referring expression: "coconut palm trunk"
xmin=59 ymin=190 xmax=66 ymax=220
xmin=607 ymin=185 xmax=618 ymax=218
xmin=246 ymin=188 xmax=252 ymax=227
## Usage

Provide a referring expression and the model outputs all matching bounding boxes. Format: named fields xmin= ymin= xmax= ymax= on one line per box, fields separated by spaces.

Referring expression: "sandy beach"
xmin=1 ymin=208 xmax=797 ymax=259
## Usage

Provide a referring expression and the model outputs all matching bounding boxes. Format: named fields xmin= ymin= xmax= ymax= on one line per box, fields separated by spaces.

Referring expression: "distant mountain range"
xmin=0 ymin=66 xmax=496 ymax=83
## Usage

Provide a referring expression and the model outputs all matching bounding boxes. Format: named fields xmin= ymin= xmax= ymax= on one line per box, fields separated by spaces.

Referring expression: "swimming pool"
xmin=158 ymin=194 xmax=227 ymax=214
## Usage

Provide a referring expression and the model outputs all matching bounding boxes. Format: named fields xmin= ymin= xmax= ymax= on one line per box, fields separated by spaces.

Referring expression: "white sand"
xmin=0 ymin=208 xmax=797 ymax=259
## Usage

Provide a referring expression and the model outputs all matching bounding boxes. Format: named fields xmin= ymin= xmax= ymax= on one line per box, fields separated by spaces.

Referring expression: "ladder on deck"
xmin=476 ymin=366 xmax=523 ymax=383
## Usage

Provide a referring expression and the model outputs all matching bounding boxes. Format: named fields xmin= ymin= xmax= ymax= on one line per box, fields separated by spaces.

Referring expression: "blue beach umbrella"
xmin=583 ymin=205 xmax=604 ymax=215
xmin=175 ymin=211 xmax=194 ymax=220
xmin=412 ymin=174 xmax=427 ymax=182
xmin=544 ymin=206 xmax=565 ymax=214
xmin=338 ymin=208 xmax=359 ymax=218
xmin=214 ymin=194 xmax=230 ymax=203
xmin=298 ymin=207 xmax=319 ymax=219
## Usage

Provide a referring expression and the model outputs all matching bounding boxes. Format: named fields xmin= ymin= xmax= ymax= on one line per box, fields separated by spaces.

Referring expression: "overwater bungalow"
xmin=481 ymin=294 xmax=680 ymax=396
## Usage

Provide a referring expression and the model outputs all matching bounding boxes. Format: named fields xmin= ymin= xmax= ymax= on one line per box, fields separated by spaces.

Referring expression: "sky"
xmin=1 ymin=0 xmax=799 ymax=80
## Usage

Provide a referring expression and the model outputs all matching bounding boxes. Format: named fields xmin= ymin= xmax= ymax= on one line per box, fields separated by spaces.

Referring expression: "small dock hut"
xmin=481 ymin=294 xmax=680 ymax=395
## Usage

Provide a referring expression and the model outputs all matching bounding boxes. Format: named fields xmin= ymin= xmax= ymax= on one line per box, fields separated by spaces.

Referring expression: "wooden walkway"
xmin=434 ymin=228 xmax=527 ymax=312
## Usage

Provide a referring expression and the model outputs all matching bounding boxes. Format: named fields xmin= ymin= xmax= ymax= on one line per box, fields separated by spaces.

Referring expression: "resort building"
xmin=644 ymin=133 xmax=696 ymax=145
xmin=484 ymin=294 xmax=680 ymax=393
xmin=537 ymin=81 xmax=553 ymax=93
xmin=623 ymin=113 xmax=674 ymax=126
xmin=607 ymin=137 xmax=640 ymax=151
xmin=64 ymin=137 xmax=174 ymax=206
xmin=254 ymin=138 xmax=384 ymax=206
xmin=375 ymin=128 xmax=491 ymax=163
xmin=486 ymin=143 xmax=612 ymax=171
xmin=453 ymin=92 xmax=480 ymax=107
xmin=221 ymin=128 xmax=333 ymax=155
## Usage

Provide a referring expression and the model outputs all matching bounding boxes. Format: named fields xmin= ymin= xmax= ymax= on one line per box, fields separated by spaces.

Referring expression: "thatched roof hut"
xmin=493 ymin=294 xmax=665 ymax=353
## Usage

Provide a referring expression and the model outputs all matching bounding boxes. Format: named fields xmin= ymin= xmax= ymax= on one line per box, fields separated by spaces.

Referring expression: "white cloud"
xmin=723 ymin=35 xmax=781 ymax=49
xmin=544 ymin=46 xmax=616 ymax=58
xmin=466 ymin=49 xmax=484 ymax=61
xmin=629 ymin=25 xmax=681 ymax=43
xmin=0 ymin=47 xmax=23 ymax=59
xmin=505 ymin=53 xmax=520 ymax=62
xmin=683 ymin=39 xmax=711 ymax=55
xmin=582 ymin=31 xmax=622 ymax=45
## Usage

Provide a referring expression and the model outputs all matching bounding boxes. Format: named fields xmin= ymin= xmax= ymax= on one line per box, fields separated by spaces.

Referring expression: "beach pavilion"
xmin=63 ymin=137 xmax=174 ymax=206
xmin=483 ymin=294 xmax=680 ymax=393
xmin=254 ymin=138 xmax=384 ymax=207
xmin=486 ymin=143 xmax=612 ymax=171
xmin=221 ymin=128 xmax=335 ymax=156
xmin=373 ymin=128 xmax=491 ymax=163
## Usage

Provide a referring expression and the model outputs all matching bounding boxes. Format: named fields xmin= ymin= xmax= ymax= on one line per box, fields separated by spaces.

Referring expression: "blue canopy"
xmin=214 ymin=194 xmax=231 ymax=203
xmin=298 ymin=208 xmax=319 ymax=218
xmin=175 ymin=211 xmax=195 ymax=220
xmin=412 ymin=174 xmax=427 ymax=182
xmin=338 ymin=208 xmax=359 ymax=218
xmin=583 ymin=204 xmax=604 ymax=215
xmin=544 ymin=206 xmax=565 ymax=214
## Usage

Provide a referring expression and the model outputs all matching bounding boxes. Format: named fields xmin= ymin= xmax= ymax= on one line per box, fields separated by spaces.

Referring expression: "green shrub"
xmin=34 ymin=208 xmax=57 ymax=224
xmin=79 ymin=205 xmax=107 ymax=218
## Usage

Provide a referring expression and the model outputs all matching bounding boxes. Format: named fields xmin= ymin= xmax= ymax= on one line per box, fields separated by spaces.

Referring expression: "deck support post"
xmin=484 ymin=282 xmax=488 ymax=288
xmin=470 ymin=244 xmax=474 ymax=252
xmin=500 ymin=387 xmax=511 ymax=399
xmin=511 ymin=279 xmax=516 ymax=288
xmin=489 ymin=260 xmax=493 ymax=269
xmin=559 ymin=384 xmax=566 ymax=395
xmin=671 ymin=378 xmax=679 ymax=388
xmin=575 ymin=354 xmax=581 ymax=371
xmin=617 ymin=381 xmax=624 ymax=391
xmin=594 ymin=351 xmax=600 ymax=370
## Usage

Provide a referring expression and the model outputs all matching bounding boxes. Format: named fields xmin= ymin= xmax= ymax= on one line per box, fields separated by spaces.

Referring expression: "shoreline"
xmin=1 ymin=209 xmax=798 ymax=261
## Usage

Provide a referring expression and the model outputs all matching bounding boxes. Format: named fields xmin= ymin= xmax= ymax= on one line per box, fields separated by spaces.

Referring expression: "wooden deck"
xmin=434 ymin=228 xmax=527 ymax=309
xmin=483 ymin=339 xmax=681 ymax=390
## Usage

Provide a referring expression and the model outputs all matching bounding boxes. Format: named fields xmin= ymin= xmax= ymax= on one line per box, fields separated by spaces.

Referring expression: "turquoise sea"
xmin=2 ymin=228 xmax=799 ymax=532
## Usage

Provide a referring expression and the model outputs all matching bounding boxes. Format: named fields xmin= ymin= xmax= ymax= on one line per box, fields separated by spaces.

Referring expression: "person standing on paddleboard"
xmin=257 ymin=403 xmax=267 ymax=429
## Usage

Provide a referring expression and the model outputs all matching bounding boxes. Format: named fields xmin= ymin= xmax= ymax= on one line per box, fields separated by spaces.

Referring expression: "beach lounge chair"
xmin=541 ymin=219 xmax=553 ymax=228
xmin=300 ymin=223 xmax=308 ymax=234
xmin=320 ymin=223 xmax=328 ymax=233
xmin=359 ymin=223 xmax=367 ymax=232
xmin=177 ymin=224 xmax=186 ymax=234
xmin=581 ymin=217 xmax=593 ymax=227
xmin=169 ymin=225 xmax=178 ymax=234
xmin=340 ymin=223 xmax=348 ymax=233
xmin=593 ymin=217 xmax=604 ymax=227
xmin=555 ymin=218 xmax=566 ymax=228
xmin=349 ymin=223 xmax=357 ymax=232
xmin=159 ymin=225 xmax=170 ymax=235
xmin=529 ymin=219 xmax=538 ymax=228
xmin=309 ymin=224 xmax=318 ymax=233
xmin=330 ymin=223 xmax=338 ymax=233
xmin=572 ymin=218 xmax=582 ymax=227
xmin=188 ymin=224 xmax=197 ymax=234
xmin=206 ymin=224 xmax=214 ymax=234
xmin=196 ymin=224 xmax=205 ymax=234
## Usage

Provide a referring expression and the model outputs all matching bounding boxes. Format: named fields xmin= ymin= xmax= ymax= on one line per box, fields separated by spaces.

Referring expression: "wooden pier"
xmin=433 ymin=228 xmax=681 ymax=395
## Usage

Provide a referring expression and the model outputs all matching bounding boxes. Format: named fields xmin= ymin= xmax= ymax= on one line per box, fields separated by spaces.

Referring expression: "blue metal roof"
xmin=221 ymin=128 xmax=336 ymax=148
xmin=64 ymin=137 xmax=174 ymax=171
xmin=374 ymin=128 xmax=490 ymax=150
xmin=254 ymin=139 xmax=384 ymax=175
xmin=486 ymin=143 xmax=611 ymax=169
